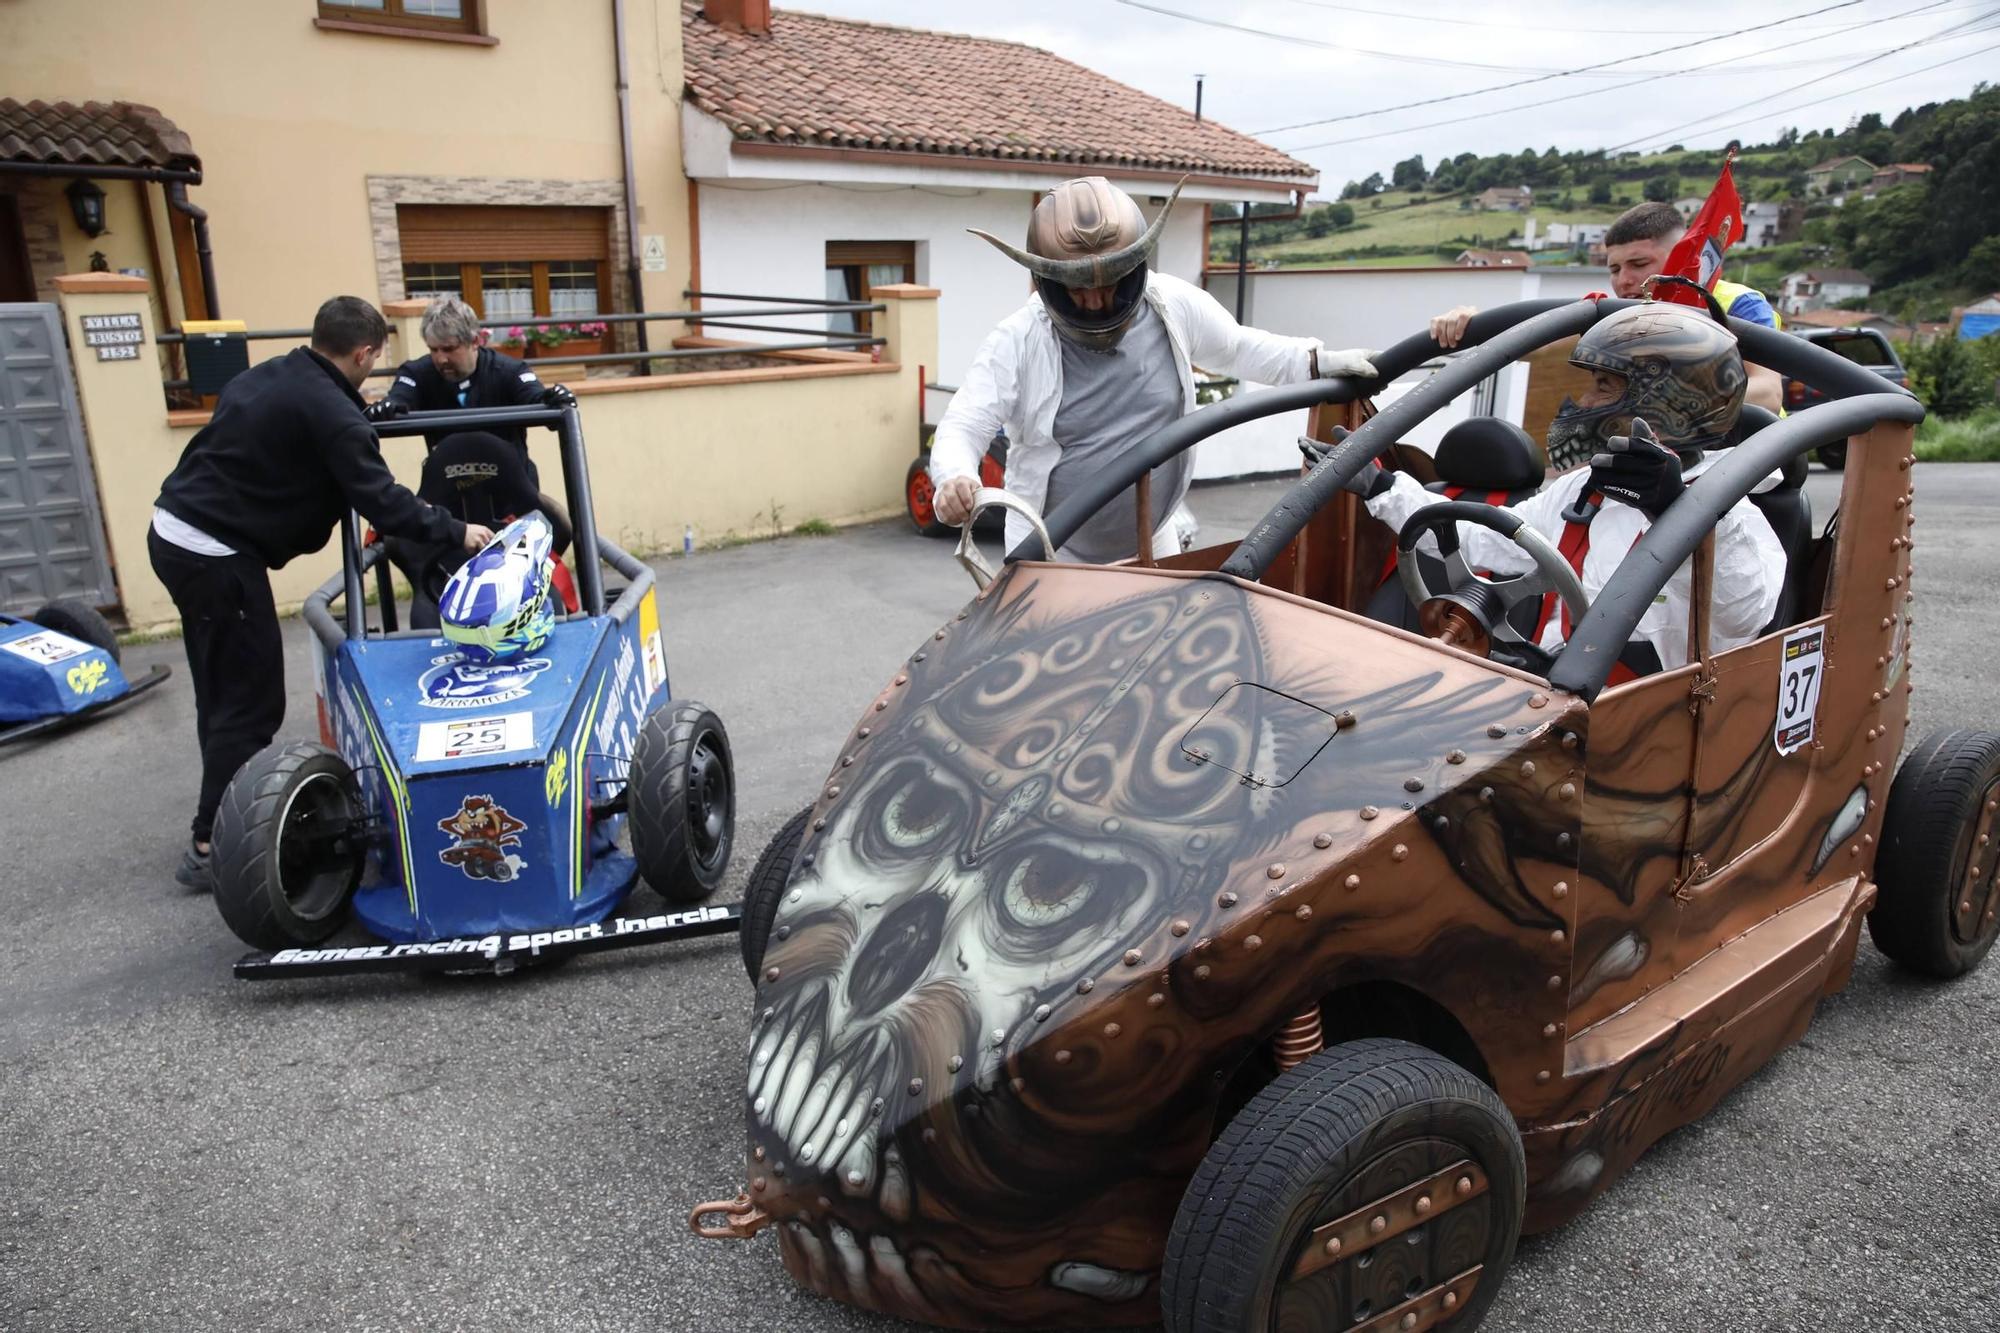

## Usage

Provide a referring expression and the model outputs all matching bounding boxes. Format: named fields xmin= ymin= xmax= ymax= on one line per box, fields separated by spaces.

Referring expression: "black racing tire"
xmin=741 ymin=804 xmax=811 ymax=981
xmin=1816 ymin=441 xmax=1848 ymax=471
xmin=32 ymin=599 xmax=119 ymax=663
xmin=1868 ymin=728 xmax=2000 ymax=978
xmin=1162 ymin=1038 xmax=1524 ymax=1333
xmin=630 ymin=700 xmax=735 ymax=903
xmin=211 ymin=742 xmax=365 ymax=951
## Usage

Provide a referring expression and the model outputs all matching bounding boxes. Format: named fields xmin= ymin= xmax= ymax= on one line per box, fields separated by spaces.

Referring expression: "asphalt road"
xmin=3 ymin=464 xmax=1996 ymax=1332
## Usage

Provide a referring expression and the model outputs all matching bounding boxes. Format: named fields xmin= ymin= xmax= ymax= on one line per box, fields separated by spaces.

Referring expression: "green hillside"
xmin=1210 ymin=87 xmax=2000 ymax=322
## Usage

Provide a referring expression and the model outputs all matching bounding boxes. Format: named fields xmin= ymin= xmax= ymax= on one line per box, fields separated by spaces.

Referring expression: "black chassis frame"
xmin=1012 ymin=296 xmax=1922 ymax=702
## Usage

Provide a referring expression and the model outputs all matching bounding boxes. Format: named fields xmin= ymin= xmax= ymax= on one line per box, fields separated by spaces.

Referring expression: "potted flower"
xmin=488 ymin=325 xmax=530 ymax=359
xmin=523 ymin=320 xmax=609 ymax=362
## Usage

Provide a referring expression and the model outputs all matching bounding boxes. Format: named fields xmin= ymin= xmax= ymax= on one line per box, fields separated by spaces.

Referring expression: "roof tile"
xmin=0 ymin=98 xmax=199 ymax=171
xmin=682 ymin=1 xmax=1312 ymax=182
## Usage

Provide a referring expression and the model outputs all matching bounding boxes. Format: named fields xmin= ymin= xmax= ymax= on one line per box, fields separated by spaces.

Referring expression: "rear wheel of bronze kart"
xmin=32 ymin=599 xmax=120 ymax=663
xmin=1162 ymin=1038 xmax=1524 ymax=1333
xmin=906 ymin=458 xmax=950 ymax=537
xmin=1868 ymin=728 xmax=2000 ymax=978
xmin=631 ymin=700 xmax=735 ymax=903
xmin=741 ymin=804 xmax=811 ymax=981
xmin=211 ymin=742 xmax=365 ymax=950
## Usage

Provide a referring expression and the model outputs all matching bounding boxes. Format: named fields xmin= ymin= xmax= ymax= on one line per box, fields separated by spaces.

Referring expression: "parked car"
xmin=1783 ymin=327 xmax=1908 ymax=469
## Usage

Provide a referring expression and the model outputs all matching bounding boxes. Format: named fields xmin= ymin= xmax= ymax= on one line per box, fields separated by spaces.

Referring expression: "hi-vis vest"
xmin=1712 ymin=279 xmax=1784 ymax=331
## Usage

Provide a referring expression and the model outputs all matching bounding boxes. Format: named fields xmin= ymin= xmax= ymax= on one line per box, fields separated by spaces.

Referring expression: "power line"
xmin=1224 ymin=0 xmax=1872 ymax=134
xmin=1272 ymin=0 xmax=1989 ymax=33
xmin=1276 ymin=0 xmax=1964 ymax=152
xmin=1601 ymin=6 xmax=2000 ymax=151
xmin=1626 ymin=37 xmax=2000 ymax=153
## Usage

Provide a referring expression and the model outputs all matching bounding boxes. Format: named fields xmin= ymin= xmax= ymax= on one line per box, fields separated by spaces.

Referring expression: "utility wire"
xmin=1278 ymin=0 xmax=1963 ymax=152
xmin=1601 ymin=6 xmax=2000 ymax=151
xmin=1224 ymin=0 xmax=1870 ymax=135
xmin=1625 ymin=36 xmax=2000 ymax=153
xmin=1273 ymin=0 xmax=1989 ymax=33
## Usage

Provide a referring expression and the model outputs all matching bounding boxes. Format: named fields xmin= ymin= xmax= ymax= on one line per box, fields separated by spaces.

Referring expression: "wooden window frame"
xmin=400 ymin=259 xmax=611 ymax=352
xmin=825 ymin=241 xmax=916 ymax=336
xmin=315 ymin=0 xmax=495 ymax=45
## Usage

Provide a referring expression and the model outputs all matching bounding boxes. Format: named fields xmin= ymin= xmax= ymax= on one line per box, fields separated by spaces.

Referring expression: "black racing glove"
xmin=1588 ymin=418 xmax=1684 ymax=519
xmin=362 ymin=397 xmax=409 ymax=424
xmin=540 ymin=383 xmax=577 ymax=410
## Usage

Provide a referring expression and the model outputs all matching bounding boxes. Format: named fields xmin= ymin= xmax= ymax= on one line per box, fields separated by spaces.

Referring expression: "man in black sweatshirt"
xmin=149 ymin=296 xmax=494 ymax=888
xmin=365 ymin=296 xmax=575 ymax=482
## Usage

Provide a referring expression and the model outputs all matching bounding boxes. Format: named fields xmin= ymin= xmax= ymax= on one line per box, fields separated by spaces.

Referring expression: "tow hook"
xmin=689 ymin=1190 xmax=772 ymax=1240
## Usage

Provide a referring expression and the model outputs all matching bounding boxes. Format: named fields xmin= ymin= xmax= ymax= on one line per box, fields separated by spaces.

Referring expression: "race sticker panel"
xmin=2 ymin=631 xmax=90 ymax=666
xmin=1775 ymin=625 xmax=1825 ymax=755
xmin=416 ymin=711 xmax=534 ymax=763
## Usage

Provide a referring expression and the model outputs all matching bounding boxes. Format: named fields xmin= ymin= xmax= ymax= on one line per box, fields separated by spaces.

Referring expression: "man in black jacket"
xmin=149 ymin=296 xmax=493 ymax=888
xmin=366 ymin=296 xmax=576 ymax=481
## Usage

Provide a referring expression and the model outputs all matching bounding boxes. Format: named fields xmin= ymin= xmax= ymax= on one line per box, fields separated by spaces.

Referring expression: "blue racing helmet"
xmin=438 ymin=512 xmax=556 ymax=663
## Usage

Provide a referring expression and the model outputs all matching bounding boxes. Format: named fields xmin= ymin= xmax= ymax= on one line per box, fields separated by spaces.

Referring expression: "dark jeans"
xmin=147 ymin=526 xmax=286 ymax=843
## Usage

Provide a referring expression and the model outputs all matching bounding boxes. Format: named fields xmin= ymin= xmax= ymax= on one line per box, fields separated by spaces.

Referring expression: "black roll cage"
xmin=1007 ymin=296 xmax=1922 ymax=702
xmin=301 ymin=404 xmax=654 ymax=651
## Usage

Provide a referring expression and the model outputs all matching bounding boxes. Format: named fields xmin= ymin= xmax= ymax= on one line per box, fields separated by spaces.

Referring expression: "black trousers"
xmin=147 ymin=527 xmax=286 ymax=843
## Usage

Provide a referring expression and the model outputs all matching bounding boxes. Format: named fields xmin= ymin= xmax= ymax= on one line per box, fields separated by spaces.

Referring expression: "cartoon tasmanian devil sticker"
xmin=438 ymin=795 xmax=527 ymax=882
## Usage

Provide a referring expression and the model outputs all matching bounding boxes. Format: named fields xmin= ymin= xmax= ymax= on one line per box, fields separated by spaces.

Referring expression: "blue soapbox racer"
xmin=0 ymin=599 xmax=169 ymax=746
xmin=217 ymin=404 xmax=739 ymax=978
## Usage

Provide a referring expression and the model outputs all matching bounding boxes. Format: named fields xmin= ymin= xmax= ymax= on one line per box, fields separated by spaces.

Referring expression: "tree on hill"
xmin=1392 ymin=154 xmax=1427 ymax=191
xmin=1643 ymin=174 xmax=1679 ymax=203
xmin=1589 ymin=177 xmax=1614 ymax=205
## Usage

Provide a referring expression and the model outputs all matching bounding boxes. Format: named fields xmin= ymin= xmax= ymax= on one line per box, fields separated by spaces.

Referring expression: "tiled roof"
xmin=1456 ymin=249 xmax=1531 ymax=267
xmin=1806 ymin=155 xmax=1873 ymax=172
xmin=1804 ymin=268 xmax=1874 ymax=286
xmin=0 ymin=99 xmax=198 ymax=171
xmin=1787 ymin=308 xmax=1891 ymax=329
xmin=681 ymin=1 xmax=1314 ymax=182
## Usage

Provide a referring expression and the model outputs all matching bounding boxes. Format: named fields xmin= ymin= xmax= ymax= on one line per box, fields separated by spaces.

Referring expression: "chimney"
xmin=704 ymin=0 xmax=771 ymax=34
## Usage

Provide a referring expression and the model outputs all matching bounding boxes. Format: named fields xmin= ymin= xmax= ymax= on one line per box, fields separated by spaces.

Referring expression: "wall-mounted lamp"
xmin=65 ymin=178 xmax=107 ymax=238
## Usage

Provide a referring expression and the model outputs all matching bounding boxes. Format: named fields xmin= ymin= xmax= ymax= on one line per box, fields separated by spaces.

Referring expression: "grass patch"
xmin=1914 ymin=407 xmax=2000 ymax=462
xmin=792 ymin=518 xmax=837 ymax=537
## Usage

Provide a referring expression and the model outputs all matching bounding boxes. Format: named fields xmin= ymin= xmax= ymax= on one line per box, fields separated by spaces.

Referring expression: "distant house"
xmin=681 ymin=0 xmax=1316 ymax=383
xmin=1805 ymin=156 xmax=1876 ymax=197
xmin=1869 ymin=162 xmax=1933 ymax=190
xmin=1455 ymin=248 xmax=1532 ymax=268
xmin=1780 ymin=267 xmax=1875 ymax=315
xmin=1668 ymin=197 xmax=1792 ymax=248
xmin=1960 ymin=293 xmax=2000 ymax=341
xmin=1537 ymin=221 xmax=1606 ymax=252
xmin=1474 ymin=185 xmax=1531 ymax=212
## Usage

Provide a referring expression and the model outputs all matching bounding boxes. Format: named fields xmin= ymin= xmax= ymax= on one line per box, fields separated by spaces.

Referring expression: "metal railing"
xmin=157 ymin=293 xmax=887 ymax=392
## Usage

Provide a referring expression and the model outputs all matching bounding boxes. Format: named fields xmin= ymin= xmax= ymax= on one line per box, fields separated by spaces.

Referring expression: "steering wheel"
xmin=1395 ymin=501 xmax=1589 ymax=667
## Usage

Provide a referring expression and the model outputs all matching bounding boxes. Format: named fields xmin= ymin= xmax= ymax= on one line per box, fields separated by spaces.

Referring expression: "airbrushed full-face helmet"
xmin=968 ymin=176 xmax=1183 ymax=351
xmin=1545 ymin=303 xmax=1746 ymax=471
xmin=438 ymin=512 xmax=556 ymax=664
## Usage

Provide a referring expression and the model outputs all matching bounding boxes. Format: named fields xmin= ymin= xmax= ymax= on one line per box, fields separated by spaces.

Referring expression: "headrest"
xmin=1434 ymin=417 xmax=1546 ymax=492
xmin=1721 ymin=404 xmax=1778 ymax=448
xmin=419 ymin=431 xmax=538 ymax=513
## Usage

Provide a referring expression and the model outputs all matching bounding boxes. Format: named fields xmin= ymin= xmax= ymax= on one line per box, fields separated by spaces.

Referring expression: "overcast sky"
xmin=794 ymin=0 xmax=2000 ymax=194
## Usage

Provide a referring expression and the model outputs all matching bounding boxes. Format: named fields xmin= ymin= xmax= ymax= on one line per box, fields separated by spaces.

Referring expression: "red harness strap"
xmin=1532 ymin=494 xmax=1641 ymax=685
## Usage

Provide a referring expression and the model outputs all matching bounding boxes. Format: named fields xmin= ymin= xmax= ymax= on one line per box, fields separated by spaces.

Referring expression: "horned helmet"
xmin=1545 ymin=303 xmax=1746 ymax=471
xmin=969 ymin=176 xmax=1182 ymax=351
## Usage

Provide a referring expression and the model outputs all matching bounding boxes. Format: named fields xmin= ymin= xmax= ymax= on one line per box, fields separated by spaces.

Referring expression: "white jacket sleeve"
xmin=1706 ymin=502 xmax=1786 ymax=648
xmin=1361 ymin=471 xmax=1539 ymax=576
xmin=1172 ymin=278 xmax=1320 ymax=386
xmin=931 ymin=325 xmax=1017 ymax=485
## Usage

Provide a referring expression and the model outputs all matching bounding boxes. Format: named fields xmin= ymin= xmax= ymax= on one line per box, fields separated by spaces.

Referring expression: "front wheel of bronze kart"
xmin=1869 ymin=728 xmax=2000 ymax=978
xmin=211 ymin=742 xmax=366 ymax=951
xmin=741 ymin=804 xmax=811 ymax=982
xmin=631 ymin=700 xmax=735 ymax=903
xmin=1162 ymin=1038 xmax=1524 ymax=1333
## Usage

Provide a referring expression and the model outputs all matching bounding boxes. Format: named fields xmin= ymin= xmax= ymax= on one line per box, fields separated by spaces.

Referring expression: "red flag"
xmin=1653 ymin=152 xmax=1745 ymax=309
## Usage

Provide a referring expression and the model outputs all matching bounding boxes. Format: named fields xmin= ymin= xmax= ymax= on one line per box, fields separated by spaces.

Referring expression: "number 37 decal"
xmin=1775 ymin=626 xmax=1825 ymax=756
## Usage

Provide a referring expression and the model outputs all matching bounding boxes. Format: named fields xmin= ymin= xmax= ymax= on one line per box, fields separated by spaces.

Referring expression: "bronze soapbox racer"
xmin=691 ymin=297 xmax=1989 ymax=1332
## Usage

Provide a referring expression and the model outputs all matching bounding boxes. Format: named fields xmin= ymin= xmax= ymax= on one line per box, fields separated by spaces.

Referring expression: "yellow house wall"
xmin=6 ymin=0 xmax=692 ymax=335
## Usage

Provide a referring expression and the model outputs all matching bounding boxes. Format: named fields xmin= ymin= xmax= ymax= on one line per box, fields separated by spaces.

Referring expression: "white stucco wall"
xmin=695 ymin=179 xmax=1209 ymax=394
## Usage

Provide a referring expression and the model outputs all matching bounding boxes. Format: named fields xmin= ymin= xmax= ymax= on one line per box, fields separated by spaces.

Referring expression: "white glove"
xmin=1313 ymin=346 xmax=1378 ymax=379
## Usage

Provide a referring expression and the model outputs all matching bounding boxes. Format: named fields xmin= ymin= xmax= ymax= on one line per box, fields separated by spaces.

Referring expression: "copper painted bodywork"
xmin=742 ymin=412 xmax=1917 ymax=1329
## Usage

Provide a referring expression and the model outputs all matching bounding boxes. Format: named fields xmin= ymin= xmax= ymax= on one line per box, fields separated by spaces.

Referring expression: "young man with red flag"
xmin=1430 ymin=156 xmax=1784 ymax=445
